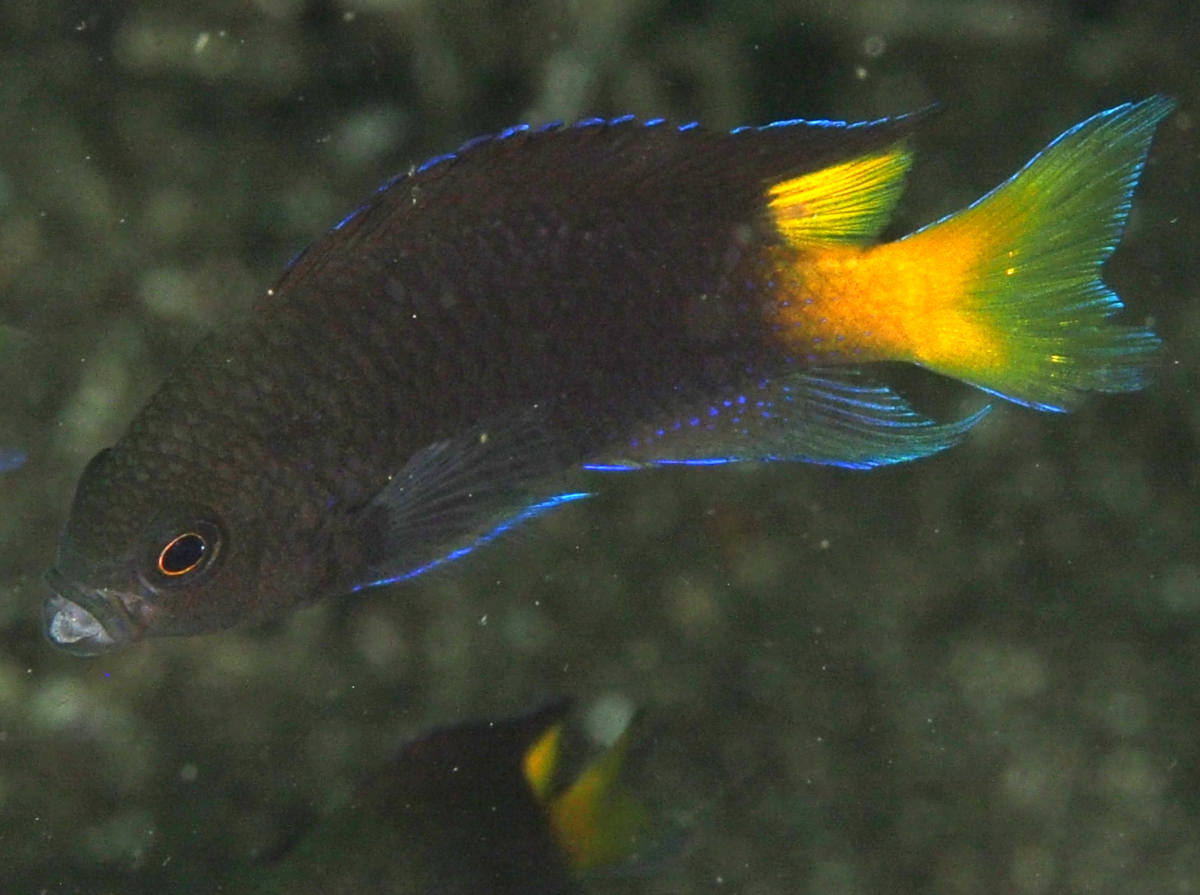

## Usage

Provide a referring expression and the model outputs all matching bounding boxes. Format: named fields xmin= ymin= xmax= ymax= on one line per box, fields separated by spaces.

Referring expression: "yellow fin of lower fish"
xmin=546 ymin=718 xmax=649 ymax=873
xmin=523 ymin=721 xmax=563 ymax=805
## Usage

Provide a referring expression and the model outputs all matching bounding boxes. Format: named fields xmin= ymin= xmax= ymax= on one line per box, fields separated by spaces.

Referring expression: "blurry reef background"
xmin=1 ymin=0 xmax=1199 ymax=892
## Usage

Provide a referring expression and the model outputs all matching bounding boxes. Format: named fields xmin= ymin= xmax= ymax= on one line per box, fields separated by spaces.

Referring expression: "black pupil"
xmin=161 ymin=534 xmax=206 ymax=575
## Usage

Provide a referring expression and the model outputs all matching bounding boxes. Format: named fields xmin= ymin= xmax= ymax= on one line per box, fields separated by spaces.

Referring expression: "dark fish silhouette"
xmin=236 ymin=698 xmax=651 ymax=895
xmin=44 ymin=99 xmax=1172 ymax=654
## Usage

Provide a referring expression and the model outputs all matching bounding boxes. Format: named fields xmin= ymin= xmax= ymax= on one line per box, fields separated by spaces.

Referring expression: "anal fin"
xmin=589 ymin=369 xmax=989 ymax=471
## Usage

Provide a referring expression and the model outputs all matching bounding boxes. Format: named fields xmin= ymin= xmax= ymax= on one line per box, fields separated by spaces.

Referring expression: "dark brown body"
xmin=240 ymin=701 xmax=580 ymax=895
xmin=47 ymin=115 xmax=914 ymax=647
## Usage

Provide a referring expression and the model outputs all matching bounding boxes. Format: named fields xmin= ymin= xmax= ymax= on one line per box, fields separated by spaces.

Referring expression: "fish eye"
xmin=158 ymin=533 xmax=207 ymax=576
xmin=140 ymin=511 xmax=224 ymax=589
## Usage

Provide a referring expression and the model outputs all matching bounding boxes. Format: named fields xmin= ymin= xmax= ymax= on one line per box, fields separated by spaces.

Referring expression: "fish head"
xmin=42 ymin=445 xmax=270 ymax=655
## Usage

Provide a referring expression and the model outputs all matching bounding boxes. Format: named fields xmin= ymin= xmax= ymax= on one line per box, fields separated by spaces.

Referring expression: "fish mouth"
xmin=41 ymin=569 xmax=142 ymax=656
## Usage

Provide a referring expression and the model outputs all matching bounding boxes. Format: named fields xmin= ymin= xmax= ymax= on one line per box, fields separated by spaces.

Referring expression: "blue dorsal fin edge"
xmin=322 ymin=111 xmax=912 ymax=239
xmin=410 ymin=111 xmax=910 ymax=187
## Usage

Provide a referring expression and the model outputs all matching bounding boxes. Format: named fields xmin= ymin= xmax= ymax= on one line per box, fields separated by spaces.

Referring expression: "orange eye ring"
xmin=158 ymin=532 xmax=207 ymax=576
xmin=139 ymin=510 xmax=224 ymax=592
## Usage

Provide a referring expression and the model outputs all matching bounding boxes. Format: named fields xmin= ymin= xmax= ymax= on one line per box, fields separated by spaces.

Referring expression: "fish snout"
xmin=41 ymin=570 xmax=141 ymax=656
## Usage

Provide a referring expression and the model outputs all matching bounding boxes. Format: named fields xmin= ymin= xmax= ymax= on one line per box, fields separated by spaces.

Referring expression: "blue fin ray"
xmin=594 ymin=369 xmax=990 ymax=471
xmin=351 ymin=406 xmax=586 ymax=590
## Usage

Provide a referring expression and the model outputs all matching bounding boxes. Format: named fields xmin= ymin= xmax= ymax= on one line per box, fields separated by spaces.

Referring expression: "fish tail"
xmin=532 ymin=713 xmax=649 ymax=873
xmin=768 ymin=97 xmax=1173 ymax=411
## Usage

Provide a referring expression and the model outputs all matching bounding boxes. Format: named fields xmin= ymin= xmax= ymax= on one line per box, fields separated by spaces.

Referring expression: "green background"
xmin=1 ymin=0 xmax=1198 ymax=892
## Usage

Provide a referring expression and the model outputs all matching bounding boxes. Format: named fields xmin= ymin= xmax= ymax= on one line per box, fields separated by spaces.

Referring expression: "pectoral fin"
xmin=351 ymin=406 xmax=590 ymax=590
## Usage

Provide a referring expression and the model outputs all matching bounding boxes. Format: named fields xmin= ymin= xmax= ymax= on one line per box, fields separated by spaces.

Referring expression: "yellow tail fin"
xmin=524 ymin=709 xmax=650 ymax=874
xmin=770 ymin=98 xmax=1172 ymax=411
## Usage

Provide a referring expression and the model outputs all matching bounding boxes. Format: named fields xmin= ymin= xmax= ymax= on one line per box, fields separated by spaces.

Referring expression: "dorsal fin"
xmin=767 ymin=143 xmax=913 ymax=246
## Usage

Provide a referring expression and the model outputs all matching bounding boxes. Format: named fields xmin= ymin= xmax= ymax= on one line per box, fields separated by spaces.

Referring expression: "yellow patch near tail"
xmin=766 ymin=98 xmax=1171 ymax=410
xmin=768 ymin=144 xmax=912 ymax=245
xmin=764 ymin=140 xmax=1002 ymax=375
xmin=546 ymin=722 xmax=648 ymax=873
xmin=767 ymin=233 xmax=1006 ymax=376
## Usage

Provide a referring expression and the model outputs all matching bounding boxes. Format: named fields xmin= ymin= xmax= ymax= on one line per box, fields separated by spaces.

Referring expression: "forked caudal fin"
xmin=769 ymin=97 xmax=1173 ymax=412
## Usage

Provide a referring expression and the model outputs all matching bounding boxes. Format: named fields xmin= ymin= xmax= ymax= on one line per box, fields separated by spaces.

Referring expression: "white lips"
xmin=44 ymin=595 xmax=117 ymax=650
